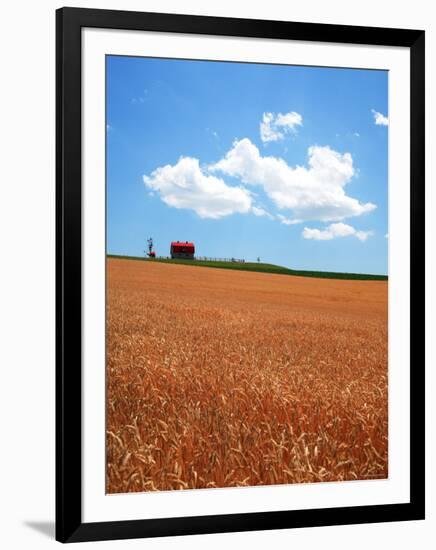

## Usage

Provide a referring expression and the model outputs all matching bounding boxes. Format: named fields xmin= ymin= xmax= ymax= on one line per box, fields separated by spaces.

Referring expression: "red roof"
xmin=171 ymin=241 xmax=195 ymax=250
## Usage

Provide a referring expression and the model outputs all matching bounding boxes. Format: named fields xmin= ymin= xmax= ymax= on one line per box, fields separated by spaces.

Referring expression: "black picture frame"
xmin=56 ymin=6 xmax=425 ymax=543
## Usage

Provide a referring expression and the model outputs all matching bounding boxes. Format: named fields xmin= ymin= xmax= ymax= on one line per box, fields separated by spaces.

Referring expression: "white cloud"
xmin=210 ymin=138 xmax=376 ymax=222
xmin=277 ymin=214 xmax=301 ymax=225
xmin=260 ymin=113 xmax=281 ymax=143
xmin=143 ymin=156 xmax=252 ymax=219
xmin=355 ymin=230 xmax=373 ymax=242
xmin=371 ymin=109 xmax=389 ymax=126
xmin=302 ymin=223 xmax=373 ymax=242
xmin=260 ymin=111 xmax=303 ymax=143
xmin=252 ymin=206 xmax=273 ymax=219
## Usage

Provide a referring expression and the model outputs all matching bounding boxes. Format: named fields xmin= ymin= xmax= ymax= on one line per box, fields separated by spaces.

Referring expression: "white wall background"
xmin=0 ymin=0 xmax=433 ymax=548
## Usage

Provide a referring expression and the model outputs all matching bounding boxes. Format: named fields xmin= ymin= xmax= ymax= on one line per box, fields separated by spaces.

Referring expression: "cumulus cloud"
xmin=372 ymin=109 xmax=389 ymax=126
xmin=302 ymin=222 xmax=373 ymax=242
xmin=143 ymin=156 xmax=252 ymax=219
xmin=260 ymin=111 xmax=303 ymax=143
xmin=210 ymin=138 xmax=376 ymax=222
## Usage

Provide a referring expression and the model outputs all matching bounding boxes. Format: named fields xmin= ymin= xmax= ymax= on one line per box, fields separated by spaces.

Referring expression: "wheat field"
xmin=106 ymin=258 xmax=388 ymax=493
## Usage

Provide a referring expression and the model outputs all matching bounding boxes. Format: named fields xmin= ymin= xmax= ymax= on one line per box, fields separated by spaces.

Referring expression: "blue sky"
xmin=106 ymin=55 xmax=388 ymax=275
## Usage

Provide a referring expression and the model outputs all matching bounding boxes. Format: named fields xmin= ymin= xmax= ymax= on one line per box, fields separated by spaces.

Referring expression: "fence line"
xmin=155 ymin=256 xmax=246 ymax=263
xmin=195 ymin=256 xmax=246 ymax=263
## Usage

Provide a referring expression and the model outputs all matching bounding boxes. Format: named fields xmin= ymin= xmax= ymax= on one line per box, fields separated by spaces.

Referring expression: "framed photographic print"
xmin=56 ymin=7 xmax=425 ymax=543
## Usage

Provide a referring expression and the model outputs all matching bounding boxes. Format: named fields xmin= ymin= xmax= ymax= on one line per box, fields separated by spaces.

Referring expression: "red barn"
xmin=170 ymin=241 xmax=195 ymax=259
